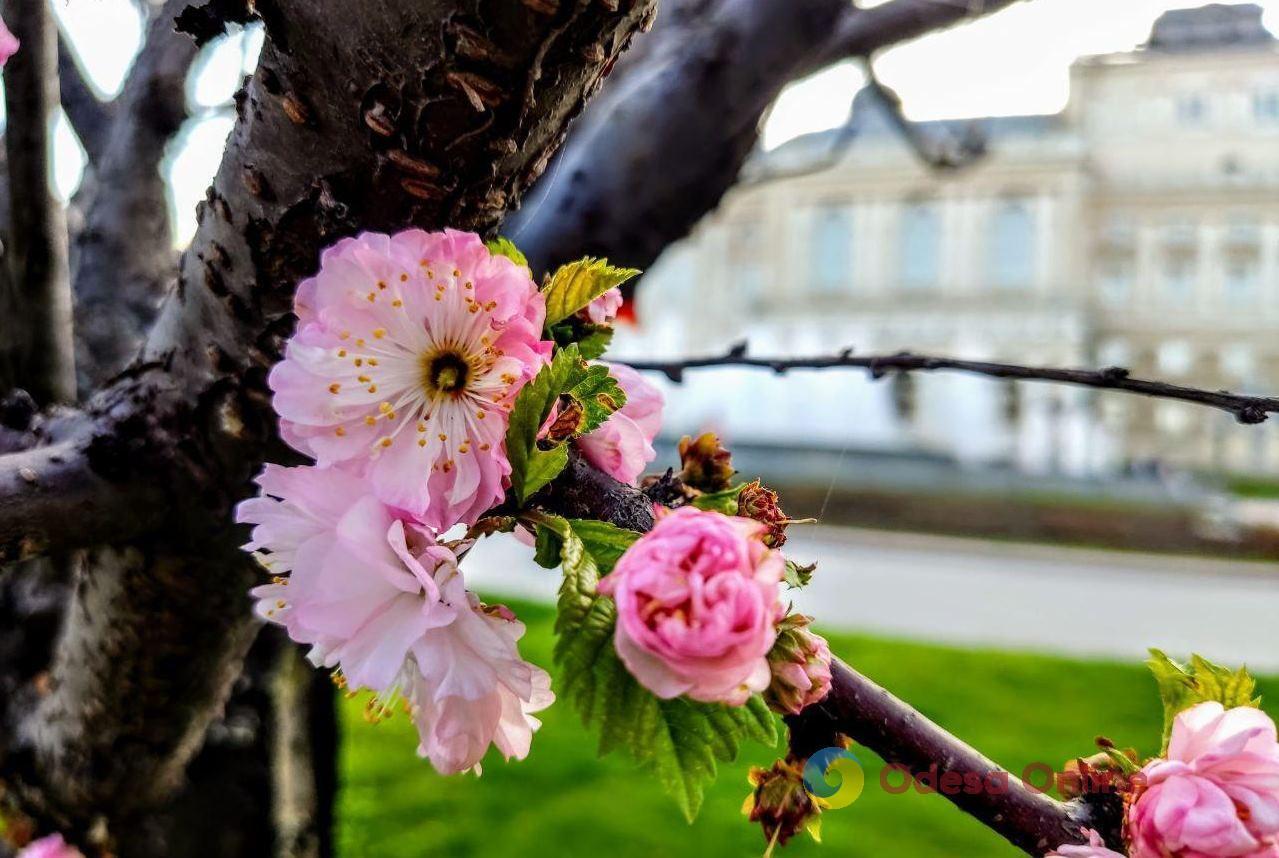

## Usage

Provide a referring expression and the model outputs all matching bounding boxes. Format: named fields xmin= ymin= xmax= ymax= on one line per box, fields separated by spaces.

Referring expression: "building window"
xmin=730 ymin=221 xmax=765 ymax=303
xmin=899 ymin=201 xmax=940 ymax=290
xmin=1255 ymin=91 xmax=1279 ymax=123
xmin=1225 ymin=253 xmax=1259 ymax=303
xmin=1160 ymin=221 xmax=1198 ymax=300
xmin=1157 ymin=341 xmax=1194 ymax=376
xmin=811 ymin=205 xmax=852 ymax=293
xmin=1176 ymin=94 xmax=1206 ymax=125
xmin=1099 ymin=253 xmax=1133 ymax=306
xmin=989 ymin=198 xmax=1035 ymax=290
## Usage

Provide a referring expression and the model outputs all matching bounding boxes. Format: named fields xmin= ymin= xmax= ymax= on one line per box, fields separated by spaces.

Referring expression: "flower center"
xmin=423 ymin=351 xmax=470 ymax=396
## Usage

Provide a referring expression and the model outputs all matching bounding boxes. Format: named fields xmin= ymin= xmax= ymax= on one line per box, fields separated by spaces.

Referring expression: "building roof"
xmin=1145 ymin=3 xmax=1274 ymax=52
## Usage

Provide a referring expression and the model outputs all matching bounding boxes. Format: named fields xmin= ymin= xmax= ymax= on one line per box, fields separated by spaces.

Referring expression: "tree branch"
xmin=57 ymin=33 xmax=113 ymax=165
xmin=512 ymin=0 xmax=1023 ymax=277
xmin=786 ymin=659 xmax=1121 ymax=853
xmin=863 ymin=61 xmax=986 ymax=170
xmin=2 ymin=0 xmax=76 ymax=404
xmin=627 ymin=344 xmax=1279 ymax=425
xmin=536 ymin=451 xmax=1109 ymax=854
xmin=0 ymin=438 xmax=165 ymax=564
xmin=806 ymin=0 xmax=1027 ymax=71
xmin=71 ymin=0 xmax=196 ymax=390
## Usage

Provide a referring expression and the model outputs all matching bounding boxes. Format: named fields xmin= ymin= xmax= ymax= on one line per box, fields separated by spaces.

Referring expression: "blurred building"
xmin=614 ymin=3 xmax=1279 ymax=478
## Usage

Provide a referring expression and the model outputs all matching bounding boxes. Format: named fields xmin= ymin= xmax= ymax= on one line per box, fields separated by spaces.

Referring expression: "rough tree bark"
xmin=1 ymin=0 xmax=76 ymax=405
xmin=0 ymin=1 xmax=657 ymax=855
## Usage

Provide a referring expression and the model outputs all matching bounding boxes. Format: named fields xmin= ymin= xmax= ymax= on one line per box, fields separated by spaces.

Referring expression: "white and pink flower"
xmin=0 ymin=17 xmax=18 ymax=67
xmin=16 ymin=835 xmax=82 ymax=858
xmin=575 ymin=362 xmax=663 ymax=486
xmin=1045 ymin=830 xmax=1125 ymax=858
xmin=578 ymin=287 xmax=624 ymax=325
xmin=272 ymin=229 xmax=553 ymax=531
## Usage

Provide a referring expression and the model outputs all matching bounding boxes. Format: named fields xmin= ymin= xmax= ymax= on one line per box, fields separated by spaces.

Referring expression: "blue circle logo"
xmin=802 ymin=747 xmax=865 ymax=809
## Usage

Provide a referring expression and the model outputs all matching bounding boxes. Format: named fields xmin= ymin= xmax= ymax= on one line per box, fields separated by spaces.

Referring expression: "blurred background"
xmin=49 ymin=1 xmax=1279 ymax=854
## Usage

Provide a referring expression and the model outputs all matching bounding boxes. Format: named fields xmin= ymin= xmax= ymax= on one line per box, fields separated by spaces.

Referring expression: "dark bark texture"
xmin=0 ymin=0 xmax=657 ymax=853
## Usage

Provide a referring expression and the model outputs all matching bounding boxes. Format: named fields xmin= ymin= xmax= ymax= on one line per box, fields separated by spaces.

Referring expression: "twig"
xmin=538 ymin=451 xmax=1107 ymax=854
xmin=627 ymin=343 xmax=1279 ymax=425
xmin=2 ymin=0 xmax=76 ymax=405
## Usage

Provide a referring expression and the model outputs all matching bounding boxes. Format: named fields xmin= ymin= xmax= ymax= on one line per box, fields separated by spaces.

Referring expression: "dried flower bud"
xmin=544 ymin=398 xmax=585 ymax=444
xmin=678 ymin=433 xmax=734 ymax=491
xmin=743 ymin=757 xmax=822 ymax=849
xmin=764 ymin=614 xmax=833 ymax=716
xmin=737 ymin=480 xmax=789 ymax=548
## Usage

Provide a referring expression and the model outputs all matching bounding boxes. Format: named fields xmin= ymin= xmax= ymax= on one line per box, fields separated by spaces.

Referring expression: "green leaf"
xmin=1147 ymin=649 xmax=1261 ymax=753
xmin=575 ymin=326 xmax=615 ymax=361
xmin=504 ymin=346 xmax=581 ymax=503
xmin=566 ymin=363 xmax=627 ymax=436
xmin=783 ymin=559 xmax=816 ymax=589
xmin=538 ymin=514 xmax=779 ymax=820
xmin=485 ymin=236 xmax=528 ymax=270
xmin=690 ymin=484 xmax=746 ymax=514
xmin=542 ymin=257 xmax=640 ymax=327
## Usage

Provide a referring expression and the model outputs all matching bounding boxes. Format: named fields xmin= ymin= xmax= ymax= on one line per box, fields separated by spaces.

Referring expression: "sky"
xmin=37 ymin=0 xmax=1279 ymax=241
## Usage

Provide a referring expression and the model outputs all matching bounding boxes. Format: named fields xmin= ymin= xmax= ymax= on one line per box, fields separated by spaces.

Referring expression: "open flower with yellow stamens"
xmin=272 ymin=229 xmax=552 ymax=531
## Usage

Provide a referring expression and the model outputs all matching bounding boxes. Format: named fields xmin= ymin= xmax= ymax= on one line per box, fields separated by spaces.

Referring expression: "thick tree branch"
xmin=57 ymin=34 xmax=113 ymax=164
xmin=2 ymin=0 xmax=658 ymax=848
xmin=536 ymin=452 xmax=1107 ymax=854
xmin=512 ymin=0 xmax=1023 ymax=276
xmin=628 ymin=345 xmax=1279 ymax=426
xmin=1 ymin=0 xmax=76 ymax=404
xmin=72 ymin=0 xmax=196 ymax=390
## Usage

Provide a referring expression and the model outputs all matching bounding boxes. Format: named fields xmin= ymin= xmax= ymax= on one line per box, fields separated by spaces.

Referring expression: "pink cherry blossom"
xmin=0 ymin=17 xmax=18 ymax=67
xmin=575 ymin=362 xmax=663 ymax=485
xmin=402 ymin=580 xmax=554 ymax=774
xmin=579 ymin=287 xmax=624 ymax=325
xmin=239 ymin=464 xmax=460 ymax=689
xmin=598 ymin=505 xmax=784 ymax=705
xmin=238 ymin=464 xmax=552 ymax=774
xmin=17 ymin=835 xmax=82 ymax=858
xmin=1045 ymin=829 xmax=1125 ymax=857
xmin=272 ymin=229 xmax=553 ymax=531
xmin=1128 ymin=702 xmax=1279 ymax=857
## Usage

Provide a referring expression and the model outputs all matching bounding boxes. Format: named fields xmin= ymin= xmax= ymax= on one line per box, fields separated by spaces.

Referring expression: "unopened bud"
xmin=678 ymin=433 xmax=734 ymax=491
xmin=764 ymin=615 xmax=833 ymax=716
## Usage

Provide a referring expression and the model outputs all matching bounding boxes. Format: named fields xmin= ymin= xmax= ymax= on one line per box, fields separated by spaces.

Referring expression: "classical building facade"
xmin=613 ymin=3 xmax=1279 ymax=477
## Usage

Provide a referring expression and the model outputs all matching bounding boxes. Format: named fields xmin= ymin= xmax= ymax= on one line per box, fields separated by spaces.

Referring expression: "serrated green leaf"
xmin=504 ymin=346 xmax=581 ymax=503
xmin=1147 ymin=649 xmax=1261 ymax=753
xmin=539 ymin=514 xmax=780 ymax=820
xmin=566 ymin=364 xmax=627 ymax=436
xmin=691 ymin=484 xmax=746 ymax=514
xmin=542 ymin=257 xmax=640 ymax=327
xmin=783 ymin=559 xmax=816 ymax=589
xmin=575 ymin=326 xmax=614 ymax=361
xmin=485 ymin=236 xmax=528 ymax=270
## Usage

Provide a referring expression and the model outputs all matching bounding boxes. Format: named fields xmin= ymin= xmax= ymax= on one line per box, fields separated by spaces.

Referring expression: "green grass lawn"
xmin=338 ymin=599 xmax=1279 ymax=857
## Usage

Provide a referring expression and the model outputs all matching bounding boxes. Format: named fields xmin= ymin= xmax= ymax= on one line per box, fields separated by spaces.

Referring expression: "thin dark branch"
xmin=786 ymin=659 xmax=1121 ymax=853
xmin=2 ymin=0 xmax=76 ymax=405
xmin=863 ymin=61 xmax=986 ymax=170
xmin=57 ymin=33 xmax=114 ymax=164
xmin=807 ymin=0 xmax=1027 ymax=71
xmin=627 ymin=344 xmax=1279 ymax=425
xmin=537 ymin=452 xmax=1105 ymax=854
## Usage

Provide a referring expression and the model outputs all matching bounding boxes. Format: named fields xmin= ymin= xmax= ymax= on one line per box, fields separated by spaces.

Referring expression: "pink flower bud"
xmin=0 ymin=17 xmax=19 ymax=67
xmin=764 ymin=615 xmax=833 ymax=716
xmin=578 ymin=286 xmax=624 ymax=325
xmin=598 ymin=506 xmax=784 ymax=705
xmin=575 ymin=362 xmax=663 ymax=485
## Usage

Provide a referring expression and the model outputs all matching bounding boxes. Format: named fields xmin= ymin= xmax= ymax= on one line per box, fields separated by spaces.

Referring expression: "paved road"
xmin=461 ymin=526 xmax=1279 ymax=669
